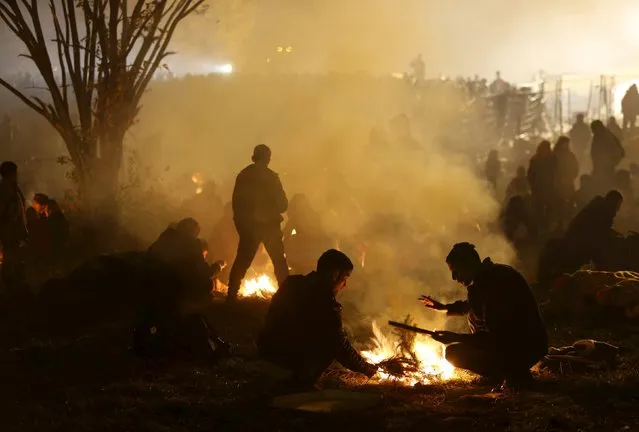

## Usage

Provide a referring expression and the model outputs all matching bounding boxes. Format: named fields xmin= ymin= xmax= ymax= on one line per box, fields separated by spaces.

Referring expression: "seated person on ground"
xmin=134 ymin=217 xmax=229 ymax=359
xmin=258 ymin=249 xmax=377 ymax=388
xmin=563 ymin=190 xmax=623 ymax=267
xmin=420 ymin=243 xmax=547 ymax=389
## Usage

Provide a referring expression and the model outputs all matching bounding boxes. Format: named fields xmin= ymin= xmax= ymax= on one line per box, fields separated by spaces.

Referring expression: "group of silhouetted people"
xmin=492 ymin=112 xmax=631 ymax=250
xmin=133 ymin=143 xmax=548 ymax=393
xmin=0 ymin=161 xmax=69 ymax=291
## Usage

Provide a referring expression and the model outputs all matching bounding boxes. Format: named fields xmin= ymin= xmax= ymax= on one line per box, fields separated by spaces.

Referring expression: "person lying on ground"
xmin=258 ymin=249 xmax=377 ymax=389
xmin=419 ymin=242 xmax=547 ymax=390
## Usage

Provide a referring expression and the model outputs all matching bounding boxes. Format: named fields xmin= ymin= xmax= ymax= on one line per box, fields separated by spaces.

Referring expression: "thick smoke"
xmin=167 ymin=0 xmax=639 ymax=80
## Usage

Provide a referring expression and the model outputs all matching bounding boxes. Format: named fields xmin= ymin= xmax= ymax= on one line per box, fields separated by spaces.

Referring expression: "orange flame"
xmin=360 ymin=321 xmax=455 ymax=386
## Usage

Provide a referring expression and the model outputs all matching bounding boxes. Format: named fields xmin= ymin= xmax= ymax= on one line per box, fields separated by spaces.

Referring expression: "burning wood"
xmin=239 ymin=274 xmax=278 ymax=299
xmin=360 ymin=317 xmax=455 ymax=386
xmin=214 ymin=272 xmax=278 ymax=300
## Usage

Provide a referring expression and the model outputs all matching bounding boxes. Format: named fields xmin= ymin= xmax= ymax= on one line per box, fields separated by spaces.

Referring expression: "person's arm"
xmin=273 ymin=174 xmax=288 ymax=214
xmin=445 ymin=300 xmax=471 ymax=316
xmin=324 ymin=301 xmax=376 ymax=377
xmin=231 ymin=172 xmax=246 ymax=219
xmin=419 ymin=295 xmax=470 ymax=316
xmin=335 ymin=329 xmax=377 ymax=377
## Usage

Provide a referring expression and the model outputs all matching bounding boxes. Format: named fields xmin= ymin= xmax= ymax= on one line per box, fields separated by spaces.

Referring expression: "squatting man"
xmin=420 ymin=242 xmax=548 ymax=390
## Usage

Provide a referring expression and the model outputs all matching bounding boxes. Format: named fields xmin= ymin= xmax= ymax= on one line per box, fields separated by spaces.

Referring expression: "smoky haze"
xmin=8 ymin=0 xmax=635 ymax=335
xmin=167 ymin=0 xmax=639 ymax=80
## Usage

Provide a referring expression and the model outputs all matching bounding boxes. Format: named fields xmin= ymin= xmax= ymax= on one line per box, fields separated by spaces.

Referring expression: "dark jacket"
xmin=447 ymin=258 xmax=547 ymax=352
xmin=569 ymin=122 xmax=591 ymax=153
xmin=258 ymin=272 xmax=372 ymax=375
xmin=147 ymin=228 xmax=213 ymax=304
xmin=591 ymin=129 xmax=624 ymax=174
xmin=554 ymin=149 xmax=579 ymax=199
xmin=564 ymin=195 xmax=617 ymax=243
xmin=528 ymin=153 xmax=557 ymax=197
xmin=0 ymin=179 xmax=27 ymax=245
xmin=232 ymin=163 xmax=288 ymax=231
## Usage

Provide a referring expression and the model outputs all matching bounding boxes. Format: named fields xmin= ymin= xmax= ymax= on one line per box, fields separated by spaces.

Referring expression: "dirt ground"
xmin=0 ymin=285 xmax=638 ymax=432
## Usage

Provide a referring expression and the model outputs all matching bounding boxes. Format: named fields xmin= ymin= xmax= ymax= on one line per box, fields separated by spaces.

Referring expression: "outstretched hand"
xmin=419 ymin=295 xmax=447 ymax=311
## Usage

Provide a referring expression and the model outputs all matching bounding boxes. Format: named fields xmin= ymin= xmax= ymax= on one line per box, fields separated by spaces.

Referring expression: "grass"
xmin=0 ymin=263 xmax=638 ymax=431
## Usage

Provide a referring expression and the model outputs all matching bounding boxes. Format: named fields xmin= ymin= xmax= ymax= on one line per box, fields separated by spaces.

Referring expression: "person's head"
xmin=604 ymin=190 xmax=624 ymax=213
xmin=516 ymin=165 xmax=526 ymax=178
xmin=630 ymin=84 xmax=638 ymax=94
xmin=554 ymin=135 xmax=570 ymax=152
xmin=176 ymin=217 xmax=200 ymax=238
xmin=536 ymin=140 xmax=551 ymax=156
xmin=488 ymin=149 xmax=498 ymax=160
xmin=33 ymin=193 xmax=49 ymax=215
xmin=47 ymin=199 xmax=61 ymax=214
xmin=576 ymin=113 xmax=585 ymax=123
xmin=289 ymin=193 xmax=310 ymax=213
xmin=316 ymin=249 xmax=354 ymax=295
xmin=590 ymin=120 xmax=605 ymax=133
xmin=445 ymin=242 xmax=482 ymax=287
xmin=252 ymin=144 xmax=271 ymax=166
xmin=579 ymin=174 xmax=593 ymax=189
xmin=0 ymin=161 xmax=18 ymax=183
xmin=495 ymin=71 xmax=501 ymax=79
xmin=607 ymin=116 xmax=618 ymax=127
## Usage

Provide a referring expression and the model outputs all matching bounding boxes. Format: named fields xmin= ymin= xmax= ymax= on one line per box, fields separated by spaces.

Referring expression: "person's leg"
xmin=262 ymin=225 xmax=290 ymax=286
xmin=445 ymin=341 xmax=506 ymax=380
xmin=1 ymin=243 xmax=25 ymax=293
xmin=227 ymin=229 xmax=261 ymax=301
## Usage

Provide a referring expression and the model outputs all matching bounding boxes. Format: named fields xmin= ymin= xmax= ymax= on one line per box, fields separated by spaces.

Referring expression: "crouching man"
xmin=258 ymin=249 xmax=377 ymax=389
xmin=134 ymin=218 xmax=230 ymax=360
xmin=420 ymin=243 xmax=547 ymax=390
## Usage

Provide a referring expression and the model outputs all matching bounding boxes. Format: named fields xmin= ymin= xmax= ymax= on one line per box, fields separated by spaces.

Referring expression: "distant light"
xmin=195 ymin=187 xmax=203 ymax=195
xmin=276 ymin=46 xmax=283 ymax=53
xmin=201 ymin=63 xmax=233 ymax=75
xmin=214 ymin=63 xmax=233 ymax=74
xmin=286 ymin=46 xmax=293 ymax=53
xmin=391 ymin=72 xmax=404 ymax=79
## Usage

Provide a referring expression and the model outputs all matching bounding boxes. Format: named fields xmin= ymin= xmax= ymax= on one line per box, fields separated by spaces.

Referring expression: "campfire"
xmin=239 ymin=274 xmax=278 ymax=299
xmin=360 ymin=320 xmax=455 ymax=386
xmin=214 ymin=272 xmax=278 ymax=300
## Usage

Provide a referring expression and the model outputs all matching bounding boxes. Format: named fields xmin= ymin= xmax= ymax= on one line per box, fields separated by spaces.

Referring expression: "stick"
xmin=388 ymin=321 xmax=436 ymax=336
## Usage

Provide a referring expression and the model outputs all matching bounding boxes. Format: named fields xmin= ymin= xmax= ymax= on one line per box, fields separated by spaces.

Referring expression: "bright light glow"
xmin=201 ymin=63 xmax=234 ymax=75
xmin=239 ymin=274 xmax=277 ymax=299
xmin=622 ymin=9 xmax=639 ymax=45
xmin=614 ymin=79 xmax=639 ymax=115
xmin=360 ymin=321 xmax=456 ymax=386
xmin=215 ymin=63 xmax=233 ymax=75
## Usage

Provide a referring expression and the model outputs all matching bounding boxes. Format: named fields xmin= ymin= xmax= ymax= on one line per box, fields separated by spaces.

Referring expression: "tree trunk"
xmin=70 ymin=132 xmax=123 ymax=221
